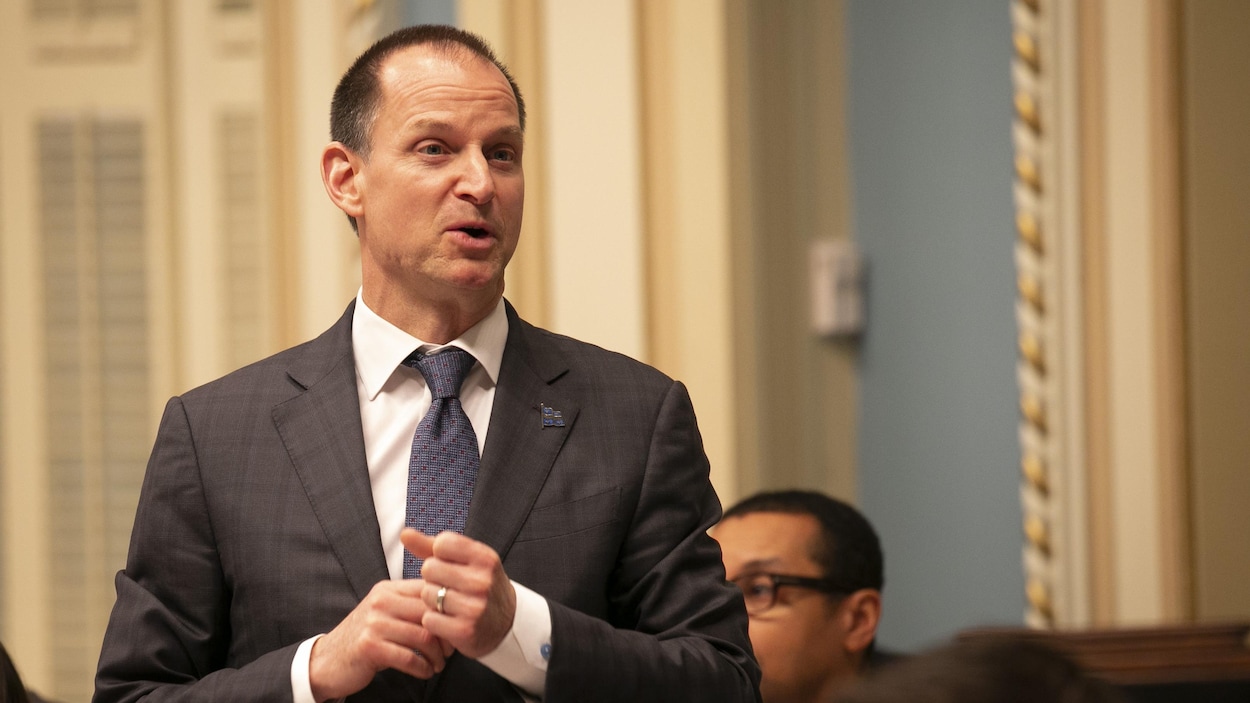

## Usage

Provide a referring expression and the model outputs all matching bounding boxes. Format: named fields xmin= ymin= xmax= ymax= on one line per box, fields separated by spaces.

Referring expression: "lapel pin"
xmin=540 ymin=403 xmax=565 ymax=428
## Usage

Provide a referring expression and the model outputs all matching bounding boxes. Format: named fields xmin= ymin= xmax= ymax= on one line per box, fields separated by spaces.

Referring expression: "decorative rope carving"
xmin=1011 ymin=0 xmax=1055 ymax=629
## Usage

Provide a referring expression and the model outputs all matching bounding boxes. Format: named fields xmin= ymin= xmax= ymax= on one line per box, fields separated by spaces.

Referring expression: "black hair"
xmin=723 ymin=489 xmax=884 ymax=593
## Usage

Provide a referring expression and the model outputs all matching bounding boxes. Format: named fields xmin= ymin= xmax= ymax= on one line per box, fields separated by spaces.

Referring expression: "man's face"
xmin=714 ymin=512 xmax=857 ymax=703
xmin=352 ymin=45 xmax=524 ymax=308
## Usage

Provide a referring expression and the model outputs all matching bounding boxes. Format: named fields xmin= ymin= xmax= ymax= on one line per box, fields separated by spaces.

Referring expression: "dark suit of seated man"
xmin=93 ymin=24 xmax=759 ymax=703
xmin=714 ymin=490 xmax=890 ymax=703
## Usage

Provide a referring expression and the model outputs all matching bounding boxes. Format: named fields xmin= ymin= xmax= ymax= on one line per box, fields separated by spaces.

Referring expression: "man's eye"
xmin=488 ymin=148 xmax=516 ymax=162
xmin=418 ymin=144 xmax=446 ymax=155
xmin=745 ymin=583 xmax=772 ymax=598
xmin=734 ymin=577 xmax=771 ymax=598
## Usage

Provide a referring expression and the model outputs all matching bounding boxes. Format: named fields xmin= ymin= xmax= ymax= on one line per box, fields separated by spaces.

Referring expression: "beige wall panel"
xmin=0 ymin=1 xmax=178 ymax=693
xmin=169 ymin=0 xmax=267 ymax=388
xmin=730 ymin=0 xmax=856 ymax=500
xmin=1182 ymin=0 xmax=1250 ymax=622
xmin=540 ymin=0 xmax=647 ymax=360
xmin=1102 ymin=0 xmax=1164 ymax=623
xmin=1097 ymin=0 xmax=1190 ymax=624
xmin=1079 ymin=0 xmax=1117 ymax=626
xmin=171 ymin=0 xmax=222 ymax=387
xmin=0 ymin=1 xmax=53 ymax=685
xmin=1080 ymin=0 xmax=1192 ymax=627
xmin=1145 ymin=0 xmax=1188 ymax=622
xmin=291 ymin=0 xmax=362 ymax=341
xmin=639 ymin=0 xmax=738 ymax=501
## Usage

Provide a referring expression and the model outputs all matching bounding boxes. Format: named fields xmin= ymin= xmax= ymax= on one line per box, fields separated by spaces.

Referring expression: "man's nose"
xmin=454 ymin=151 xmax=495 ymax=204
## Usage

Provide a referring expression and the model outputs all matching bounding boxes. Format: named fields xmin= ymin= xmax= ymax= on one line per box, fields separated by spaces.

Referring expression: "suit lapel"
xmin=272 ymin=302 xmax=389 ymax=602
xmin=268 ymin=301 xmax=574 ymax=602
xmin=466 ymin=303 xmax=579 ymax=560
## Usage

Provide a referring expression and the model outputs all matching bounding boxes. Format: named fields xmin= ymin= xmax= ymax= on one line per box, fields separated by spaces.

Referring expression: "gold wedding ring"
xmin=436 ymin=586 xmax=448 ymax=614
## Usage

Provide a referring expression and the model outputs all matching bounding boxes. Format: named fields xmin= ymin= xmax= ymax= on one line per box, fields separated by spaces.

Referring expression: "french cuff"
xmin=293 ymin=634 xmax=327 ymax=703
xmin=477 ymin=580 xmax=551 ymax=697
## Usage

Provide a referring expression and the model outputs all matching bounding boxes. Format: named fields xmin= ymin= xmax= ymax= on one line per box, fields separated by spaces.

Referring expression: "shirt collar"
xmin=352 ymin=290 xmax=509 ymax=401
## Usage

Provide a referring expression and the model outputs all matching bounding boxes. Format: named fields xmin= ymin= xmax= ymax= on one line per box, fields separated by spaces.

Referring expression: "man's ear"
xmin=321 ymin=142 xmax=365 ymax=222
xmin=840 ymin=588 xmax=883 ymax=654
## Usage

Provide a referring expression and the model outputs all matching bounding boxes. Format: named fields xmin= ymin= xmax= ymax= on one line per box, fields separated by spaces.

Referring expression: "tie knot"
xmin=404 ymin=347 xmax=476 ymax=399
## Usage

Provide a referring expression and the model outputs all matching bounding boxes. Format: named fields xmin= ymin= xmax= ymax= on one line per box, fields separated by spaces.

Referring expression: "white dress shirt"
xmin=290 ymin=293 xmax=551 ymax=701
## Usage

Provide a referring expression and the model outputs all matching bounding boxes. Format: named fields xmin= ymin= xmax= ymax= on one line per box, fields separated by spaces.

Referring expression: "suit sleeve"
xmin=94 ymin=397 xmax=297 ymax=703
xmin=542 ymin=381 xmax=761 ymax=703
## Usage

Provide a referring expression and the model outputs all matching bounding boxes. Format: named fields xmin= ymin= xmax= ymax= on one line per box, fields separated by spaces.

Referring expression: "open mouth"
xmin=461 ymin=227 xmax=489 ymax=239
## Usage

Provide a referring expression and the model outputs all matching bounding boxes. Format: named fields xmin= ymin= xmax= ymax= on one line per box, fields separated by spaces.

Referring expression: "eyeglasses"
xmin=729 ymin=572 xmax=848 ymax=615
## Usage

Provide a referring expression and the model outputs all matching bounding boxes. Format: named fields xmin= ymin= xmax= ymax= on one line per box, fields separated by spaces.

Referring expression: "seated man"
xmin=714 ymin=490 xmax=891 ymax=703
xmin=831 ymin=637 xmax=1125 ymax=703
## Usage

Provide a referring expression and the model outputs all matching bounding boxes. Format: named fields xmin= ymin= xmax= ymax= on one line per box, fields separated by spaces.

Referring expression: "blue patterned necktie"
xmin=401 ymin=347 xmax=480 ymax=579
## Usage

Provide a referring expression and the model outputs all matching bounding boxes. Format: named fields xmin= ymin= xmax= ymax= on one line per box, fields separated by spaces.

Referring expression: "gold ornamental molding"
xmin=1010 ymin=0 xmax=1096 ymax=630
xmin=1010 ymin=0 xmax=1094 ymax=630
xmin=1011 ymin=0 xmax=1052 ymax=630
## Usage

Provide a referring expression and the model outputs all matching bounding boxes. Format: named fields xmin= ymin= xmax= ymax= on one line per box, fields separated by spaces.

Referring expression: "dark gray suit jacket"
xmin=94 ymin=301 xmax=759 ymax=702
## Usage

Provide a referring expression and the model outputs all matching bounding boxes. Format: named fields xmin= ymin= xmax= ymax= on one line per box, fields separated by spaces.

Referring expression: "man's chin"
xmin=438 ymin=269 xmax=507 ymax=298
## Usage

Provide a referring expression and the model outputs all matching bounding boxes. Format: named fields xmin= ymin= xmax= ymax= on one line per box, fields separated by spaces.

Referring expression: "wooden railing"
xmin=960 ymin=617 xmax=1250 ymax=690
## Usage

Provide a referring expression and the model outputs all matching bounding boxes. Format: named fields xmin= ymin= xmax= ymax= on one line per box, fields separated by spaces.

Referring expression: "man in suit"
xmin=94 ymin=25 xmax=758 ymax=703
xmin=713 ymin=491 xmax=890 ymax=703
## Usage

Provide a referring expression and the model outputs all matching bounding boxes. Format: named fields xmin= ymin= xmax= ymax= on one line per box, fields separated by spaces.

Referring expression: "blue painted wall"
xmin=846 ymin=0 xmax=1025 ymax=650
xmin=401 ymin=0 xmax=455 ymax=27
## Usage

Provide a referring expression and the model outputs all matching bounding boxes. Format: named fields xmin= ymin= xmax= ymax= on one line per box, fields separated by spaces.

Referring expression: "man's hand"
xmin=308 ymin=578 xmax=453 ymax=701
xmin=402 ymin=528 xmax=517 ymax=659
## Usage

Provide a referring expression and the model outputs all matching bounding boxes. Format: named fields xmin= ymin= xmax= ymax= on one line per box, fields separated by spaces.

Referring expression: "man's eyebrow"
xmin=408 ymin=118 xmax=454 ymax=131
xmin=726 ymin=557 xmax=783 ymax=579
xmin=485 ymin=124 xmax=524 ymax=141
